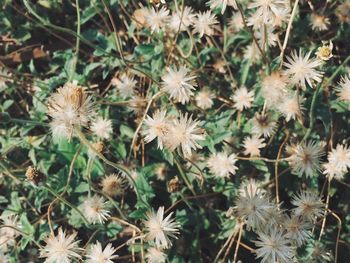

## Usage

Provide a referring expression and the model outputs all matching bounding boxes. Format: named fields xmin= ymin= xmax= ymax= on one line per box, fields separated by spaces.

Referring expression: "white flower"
xmin=327 ymin=144 xmax=350 ymax=173
xmin=0 ymin=214 xmax=21 ymax=251
xmin=208 ymin=0 xmax=237 ymax=14
xmin=248 ymin=0 xmax=290 ymax=25
xmin=336 ymin=74 xmax=350 ymax=106
xmin=310 ymin=13 xmax=330 ymax=31
xmin=169 ymin=6 xmax=195 ymax=32
xmin=144 ymin=206 xmax=180 ymax=248
xmin=144 ymin=109 xmax=170 ymax=150
xmin=261 ymin=71 xmax=288 ymax=107
xmin=195 ymin=90 xmax=214 ymax=109
xmin=85 ymin=241 xmax=117 ymax=263
xmin=277 ymin=92 xmax=305 ymax=122
xmin=0 ymin=68 xmax=12 ymax=90
xmin=235 ymin=182 xmax=274 ymax=230
xmin=207 ymin=152 xmax=238 ymax=178
xmin=255 ymin=227 xmax=295 ymax=263
xmin=287 ymin=141 xmax=324 ymax=178
xmin=283 ymin=49 xmax=324 ymax=89
xmin=282 ymin=215 xmax=311 ymax=247
xmin=112 ymin=74 xmax=137 ymax=98
xmin=292 ymin=191 xmax=324 ymax=222
xmin=255 ymin=25 xmax=278 ymax=47
xmin=145 ymin=247 xmax=166 ymax=263
xmin=251 ymin=112 xmax=276 ymax=138
xmin=40 ymin=228 xmax=82 ymax=263
xmin=323 ymin=161 xmax=346 ymax=181
xmin=228 ymin=13 xmax=244 ymax=32
xmin=101 ymin=173 xmax=127 ymax=197
xmin=47 ymin=82 xmax=96 ymax=141
xmin=232 ymin=86 xmax=254 ymax=111
xmin=0 ymin=251 xmax=9 ymax=263
xmin=192 ymin=10 xmax=219 ymax=38
xmin=243 ymin=43 xmax=261 ymax=63
xmin=91 ymin=117 xmax=113 ymax=140
xmin=164 ymin=112 xmax=205 ymax=157
xmin=243 ymin=136 xmax=266 ymax=156
xmin=146 ymin=7 xmax=170 ymax=33
xmin=162 ymin=67 xmax=196 ymax=104
xmin=82 ymin=195 xmax=110 ymax=224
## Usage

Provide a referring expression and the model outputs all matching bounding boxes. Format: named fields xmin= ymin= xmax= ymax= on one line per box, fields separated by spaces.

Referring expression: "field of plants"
xmin=1 ymin=0 xmax=350 ymax=262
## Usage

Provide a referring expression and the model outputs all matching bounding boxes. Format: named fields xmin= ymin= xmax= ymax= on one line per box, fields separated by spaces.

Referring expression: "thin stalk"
xmin=68 ymin=0 xmax=81 ymax=82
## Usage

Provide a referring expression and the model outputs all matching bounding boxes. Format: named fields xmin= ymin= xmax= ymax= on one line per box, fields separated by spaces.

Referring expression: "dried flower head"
xmin=336 ymin=74 xmax=350 ymax=107
xmin=169 ymin=6 xmax=195 ymax=32
xmin=101 ymin=173 xmax=127 ymax=197
xmin=207 ymin=152 xmax=238 ymax=178
xmin=144 ymin=110 xmax=170 ymax=150
xmin=195 ymin=90 xmax=214 ymax=109
xmin=145 ymin=247 xmax=166 ymax=263
xmin=144 ymin=206 xmax=180 ymax=248
xmin=292 ymin=191 xmax=325 ymax=222
xmin=261 ymin=71 xmax=288 ymax=107
xmin=232 ymin=86 xmax=254 ymax=111
xmin=25 ymin=166 xmax=45 ymax=185
xmin=146 ymin=7 xmax=170 ymax=33
xmin=310 ymin=13 xmax=330 ymax=31
xmin=208 ymin=0 xmax=237 ymax=14
xmin=47 ymin=82 xmax=95 ymax=141
xmin=251 ymin=112 xmax=276 ymax=138
xmin=316 ymin=41 xmax=333 ymax=61
xmin=82 ymin=195 xmax=110 ymax=224
xmin=192 ymin=10 xmax=219 ymax=38
xmin=243 ymin=136 xmax=266 ymax=157
xmin=85 ymin=241 xmax=117 ymax=263
xmin=91 ymin=117 xmax=113 ymax=140
xmin=40 ymin=228 xmax=82 ymax=263
xmin=112 ymin=74 xmax=137 ymax=99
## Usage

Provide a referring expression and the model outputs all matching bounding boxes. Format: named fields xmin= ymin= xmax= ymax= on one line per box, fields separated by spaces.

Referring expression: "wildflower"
xmin=228 ymin=13 xmax=244 ymax=32
xmin=235 ymin=182 xmax=274 ymax=230
xmin=316 ymin=41 xmax=333 ymax=61
xmin=47 ymin=82 xmax=95 ymax=141
xmin=323 ymin=161 xmax=346 ymax=181
xmin=111 ymin=74 xmax=137 ymax=99
xmin=0 ymin=214 xmax=21 ymax=251
xmin=82 ymin=195 xmax=110 ymax=224
xmin=232 ymin=86 xmax=254 ymax=111
xmin=88 ymin=141 xmax=105 ymax=158
xmin=283 ymin=49 xmax=323 ymax=89
xmin=306 ymin=242 xmax=333 ymax=263
xmin=208 ymin=0 xmax=237 ymax=14
xmin=0 ymin=251 xmax=9 ymax=263
xmin=292 ymin=191 xmax=325 ymax=222
xmin=261 ymin=72 xmax=288 ymax=107
xmin=144 ymin=206 xmax=180 ymax=248
xmin=251 ymin=112 xmax=276 ymax=138
xmin=144 ymin=109 xmax=170 ymax=150
xmin=282 ymin=215 xmax=311 ymax=247
xmin=192 ymin=10 xmax=219 ymax=38
xmin=169 ymin=6 xmax=195 ymax=32
xmin=145 ymin=247 xmax=166 ymax=263
xmin=40 ymin=228 xmax=82 ymax=263
xmin=336 ymin=1 xmax=350 ymax=23
xmin=243 ymin=43 xmax=261 ymax=63
xmin=146 ymin=7 xmax=170 ymax=33
xmin=243 ymin=136 xmax=266 ymax=156
xmin=25 ymin=166 xmax=45 ymax=185
xmin=326 ymin=144 xmax=350 ymax=172
xmin=0 ymin=68 xmax=12 ymax=90
xmin=91 ymin=117 xmax=113 ymax=140
xmin=195 ymin=90 xmax=214 ymax=109
xmin=85 ymin=241 xmax=117 ymax=263
xmin=248 ymin=0 xmax=290 ymax=25
xmin=255 ymin=227 xmax=295 ymax=263
xmin=207 ymin=152 xmax=238 ymax=178
xmin=101 ymin=173 xmax=127 ymax=197
xmin=310 ymin=13 xmax=330 ymax=31
xmin=336 ymin=74 xmax=350 ymax=107
xmin=255 ymin=26 xmax=278 ymax=47
xmin=162 ymin=66 xmax=196 ymax=104
xmin=287 ymin=141 xmax=324 ymax=177
xmin=128 ymin=95 xmax=147 ymax=114
xmin=277 ymin=92 xmax=305 ymax=121
xmin=164 ymin=112 xmax=205 ymax=157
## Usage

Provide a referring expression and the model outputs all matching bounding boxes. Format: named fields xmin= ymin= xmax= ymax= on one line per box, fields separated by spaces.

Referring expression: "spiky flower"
xmin=251 ymin=112 xmax=276 ymax=138
xmin=195 ymin=90 xmax=214 ymax=109
xmin=208 ymin=0 xmax=237 ymax=14
xmin=82 ymin=195 xmax=110 ymax=224
xmin=310 ymin=13 xmax=330 ymax=31
xmin=287 ymin=141 xmax=324 ymax=177
xmin=112 ymin=74 xmax=137 ymax=98
xmin=143 ymin=206 xmax=180 ymax=248
xmin=101 ymin=173 xmax=127 ymax=197
xmin=232 ymin=86 xmax=254 ymax=111
xmin=192 ymin=10 xmax=219 ymax=38
xmin=145 ymin=247 xmax=166 ymax=263
xmin=282 ymin=215 xmax=311 ymax=247
xmin=283 ymin=49 xmax=323 ymax=89
xmin=292 ymin=191 xmax=325 ymax=222
xmin=85 ymin=241 xmax=117 ymax=263
xmin=207 ymin=152 xmax=238 ymax=178
xmin=162 ymin=67 xmax=196 ymax=104
xmin=248 ymin=0 xmax=290 ymax=25
xmin=336 ymin=74 xmax=350 ymax=107
xmin=277 ymin=92 xmax=304 ymax=121
xmin=91 ymin=117 xmax=113 ymax=140
xmin=255 ymin=227 xmax=295 ymax=263
xmin=261 ymin=71 xmax=288 ymax=107
xmin=47 ymin=82 xmax=95 ymax=140
xmin=144 ymin=110 xmax=170 ymax=149
xmin=243 ymin=136 xmax=266 ymax=156
xmin=40 ymin=228 xmax=82 ymax=263
xmin=146 ymin=7 xmax=169 ymax=33
xmin=164 ymin=112 xmax=205 ymax=157
xmin=169 ymin=6 xmax=195 ymax=32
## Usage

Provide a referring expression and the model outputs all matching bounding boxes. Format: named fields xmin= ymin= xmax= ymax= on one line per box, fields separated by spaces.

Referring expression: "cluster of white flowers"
xmin=40 ymin=228 xmax=117 ymax=263
xmin=144 ymin=110 xmax=205 ymax=157
xmin=232 ymin=180 xmax=325 ymax=263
